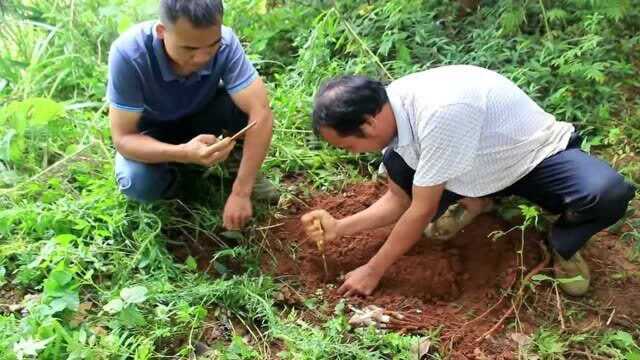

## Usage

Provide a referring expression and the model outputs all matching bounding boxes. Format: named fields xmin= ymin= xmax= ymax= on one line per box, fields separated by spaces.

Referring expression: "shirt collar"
xmin=152 ymin=22 xmax=215 ymax=82
xmin=387 ymin=89 xmax=413 ymax=148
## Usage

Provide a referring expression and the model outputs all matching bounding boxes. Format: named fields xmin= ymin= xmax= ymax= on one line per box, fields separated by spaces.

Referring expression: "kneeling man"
xmin=107 ymin=0 xmax=277 ymax=230
xmin=302 ymin=65 xmax=635 ymax=297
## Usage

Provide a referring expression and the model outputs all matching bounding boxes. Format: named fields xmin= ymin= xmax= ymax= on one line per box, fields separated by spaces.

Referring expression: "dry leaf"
xmin=509 ymin=332 xmax=532 ymax=347
xmin=275 ymin=285 xmax=303 ymax=305
xmin=91 ymin=326 xmax=108 ymax=337
xmin=411 ymin=337 xmax=432 ymax=359
xmin=69 ymin=302 xmax=93 ymax=327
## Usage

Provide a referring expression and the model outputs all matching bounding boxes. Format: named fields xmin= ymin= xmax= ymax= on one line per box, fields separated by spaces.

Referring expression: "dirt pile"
xmin=164 ymin=182 xmax=639 ymax=358
xmin=263 ymin=182 xmax=546 ymax=353
xmin=267 ymin=182 xmax=543 ymax=301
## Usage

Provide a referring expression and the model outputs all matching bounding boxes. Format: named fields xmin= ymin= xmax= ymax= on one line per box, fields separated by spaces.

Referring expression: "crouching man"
xmin=302 ymin=65 xmax=635 ymax=297
xmin=107 ymin=0 xmax=278 ymax=230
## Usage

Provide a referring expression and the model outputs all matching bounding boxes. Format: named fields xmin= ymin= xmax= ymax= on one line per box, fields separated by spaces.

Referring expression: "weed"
xmin=0 ymin=0 xmax=638 ymax=358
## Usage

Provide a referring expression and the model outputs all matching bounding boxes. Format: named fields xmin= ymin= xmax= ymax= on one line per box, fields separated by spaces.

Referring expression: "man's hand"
xmin=181 ymin=135 xmax=235 ymax=166
xmin=223 ymin=193 xmax=252 ymax=230
xmin=337 ymin=263 xmax=384 ymax=297
xmin=301 ymin=210 xmax=340 ymax=245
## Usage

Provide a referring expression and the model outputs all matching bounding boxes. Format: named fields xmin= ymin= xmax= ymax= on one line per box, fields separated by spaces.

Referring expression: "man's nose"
xmin=193 ymin=49 xmax=212 ymax=63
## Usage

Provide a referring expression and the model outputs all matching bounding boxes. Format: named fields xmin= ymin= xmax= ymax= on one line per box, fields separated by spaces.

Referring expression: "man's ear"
xmin=360 ymin=115 xmax=376 ymax=137
xmin=156 ymin=23 xmax=167 ymax=39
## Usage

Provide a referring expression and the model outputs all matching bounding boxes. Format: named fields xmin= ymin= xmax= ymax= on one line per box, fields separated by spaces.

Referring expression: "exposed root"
xmin=347 ymin=305 xmax=424 ymax=330
xmin=461 ymin=268 xmax=518 ymax=328
xmin=477 ymin=240 xmax=551 ymax=341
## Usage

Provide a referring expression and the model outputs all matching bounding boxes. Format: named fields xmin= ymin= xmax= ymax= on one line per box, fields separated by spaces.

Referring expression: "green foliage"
xmin=0 ymin=97 xmax=67 ymax=177
xmin=42 ymin=263 xmax=80 ymax=313
xmin=223 ymin=336 xmax=261 ymax=360
xmin=598 ymin=330 xmax=640 ymax=359
xmin=0 ymin=0 xmax=638 ymax=358
xmin=527 ymin=328 xmax=640 ymax=360
xmin=534 ymin=328 xmax=567 ymax=359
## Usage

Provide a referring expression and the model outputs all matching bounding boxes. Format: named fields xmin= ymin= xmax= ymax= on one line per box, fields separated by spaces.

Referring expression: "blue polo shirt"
xmin=106 ymin=21 xmax=258 ymax=121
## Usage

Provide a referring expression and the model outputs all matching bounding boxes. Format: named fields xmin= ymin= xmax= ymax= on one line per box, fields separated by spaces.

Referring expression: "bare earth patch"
xmin=259 ymin=182 xmax=640 ymax=358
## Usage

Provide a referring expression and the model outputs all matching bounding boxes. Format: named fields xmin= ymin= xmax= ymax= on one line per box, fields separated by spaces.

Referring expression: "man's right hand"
xmin=181 ymin=134 xmax=236 ymax=167
xmin=301 ymin=209 xmax=340 ymax=245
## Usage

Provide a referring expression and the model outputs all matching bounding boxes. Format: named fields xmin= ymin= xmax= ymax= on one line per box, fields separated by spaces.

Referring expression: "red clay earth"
xmin=259 ymin=182 xmax=640 ymax=359
xmin=162 ymin=182 xmax=639 ymax=358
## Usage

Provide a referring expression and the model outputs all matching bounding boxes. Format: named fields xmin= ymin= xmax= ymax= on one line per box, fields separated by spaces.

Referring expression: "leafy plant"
xmin=533 ymin=328 xmax=568 ymax=359
xmin=0 ymin=98 xmax=65 ymax=169
xmin=0 ymin=0 xmax=638 ymax=358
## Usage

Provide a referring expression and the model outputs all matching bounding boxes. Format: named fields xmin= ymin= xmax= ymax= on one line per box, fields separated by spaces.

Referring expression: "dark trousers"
xmin=115 ymin=90 xmax=248 ymax=202
xmin=138 ymin=89 xmax=248 ymax=144
xmin=382 ymin=134 xmax=636 ymax=259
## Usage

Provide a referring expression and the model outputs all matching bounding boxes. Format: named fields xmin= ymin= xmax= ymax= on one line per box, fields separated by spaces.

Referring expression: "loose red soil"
xmin=261 ymin=182 xmax=544 ymax=357
xmin=260 ymin=182 xmax=640 ymax=358
xmin=161 ymin=182 xmax=639 ymax=358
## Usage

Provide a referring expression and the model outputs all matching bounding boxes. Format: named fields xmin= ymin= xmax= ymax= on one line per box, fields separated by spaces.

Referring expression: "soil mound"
xmin=164 ymin=182 xmax=639 ymax=358
xmin=268 ymin=182 xmax=543 ymax=302
xmin=263 ymin=182 xmax=545 ymax=348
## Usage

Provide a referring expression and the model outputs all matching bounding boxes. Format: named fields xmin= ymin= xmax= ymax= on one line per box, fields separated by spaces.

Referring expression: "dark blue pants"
xmin=383 ymin=134 xmax=636 ymax=259
xmin=115 ymin=90 xmax=248 ymax=202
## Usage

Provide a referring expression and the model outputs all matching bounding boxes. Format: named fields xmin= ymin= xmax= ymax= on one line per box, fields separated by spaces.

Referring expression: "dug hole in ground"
xmin=259 ymin=182 xmax=640 ymax=358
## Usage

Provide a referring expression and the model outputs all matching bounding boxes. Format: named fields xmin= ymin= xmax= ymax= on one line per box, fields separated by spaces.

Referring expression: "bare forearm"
xmin=367 ymin=206 xmax=435 ymax=273
xmin=336 ymin=189 xmax=409 ymax=236
xmin=115 ymin=133 xmax=186 ymax=164
xmin=232 ymin=112 xmax=273 ymax=196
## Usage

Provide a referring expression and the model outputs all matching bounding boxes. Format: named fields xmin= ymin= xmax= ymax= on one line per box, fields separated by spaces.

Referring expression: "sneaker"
xmin=424 ymin=199 xmax=494 ymax=242
xmin=553 ymin=250 xmax=591 ymax=296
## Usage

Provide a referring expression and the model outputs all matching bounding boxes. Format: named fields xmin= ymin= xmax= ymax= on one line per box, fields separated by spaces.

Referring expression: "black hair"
xmin=312 ymin=75 xmax=388 ymax=137
xmin=160 ymin=0 xmax=223 ymax=28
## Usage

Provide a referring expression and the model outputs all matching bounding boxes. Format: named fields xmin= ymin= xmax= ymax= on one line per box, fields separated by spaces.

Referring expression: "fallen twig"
xmin=605 ymin=308 xmax=616 ymax=326
xmin=568 ymin=350 xmax=608 ymax=360
xmin=563 ymin=299 xmax=639 ymax=330
xmin=254 ymin=223 xmax=284 ymax=231
xmin=554 ymin=284 xmax=566 ymax=331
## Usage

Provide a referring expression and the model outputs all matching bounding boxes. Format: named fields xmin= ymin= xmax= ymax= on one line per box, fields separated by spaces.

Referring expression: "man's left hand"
xmin=223 ymin=193 xmax=252 ymax=230
xmin=337 ymin=263 xmax=384 ymax=297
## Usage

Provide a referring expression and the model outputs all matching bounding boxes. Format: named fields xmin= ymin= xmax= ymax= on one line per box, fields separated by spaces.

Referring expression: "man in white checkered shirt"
xmin=301 ymin=65 xmax=635 ymax=298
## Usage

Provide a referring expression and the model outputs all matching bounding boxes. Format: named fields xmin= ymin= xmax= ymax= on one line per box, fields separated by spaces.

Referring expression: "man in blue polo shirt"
xmin=107 ymin=0 xmax=277 ymax=230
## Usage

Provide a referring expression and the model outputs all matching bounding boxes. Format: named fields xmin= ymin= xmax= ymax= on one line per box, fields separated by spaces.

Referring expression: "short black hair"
xmin=312 ymin=75 xmax=388 ymax=137
xmin=160 ymin=0 xmax=224 ymax=28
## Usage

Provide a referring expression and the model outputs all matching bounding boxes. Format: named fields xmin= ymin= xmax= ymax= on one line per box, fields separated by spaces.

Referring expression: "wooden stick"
xmin=313 ymin=219 xmax=329 ymax=280
xmin=554 ymin=283 xmax=566 ymax=331
xmin=229 ymin=121 xmax=257 ymax=142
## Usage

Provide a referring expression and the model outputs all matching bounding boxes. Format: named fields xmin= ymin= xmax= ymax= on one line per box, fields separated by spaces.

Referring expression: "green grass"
xmin=0 ymin=0 xmax=639 ymax=358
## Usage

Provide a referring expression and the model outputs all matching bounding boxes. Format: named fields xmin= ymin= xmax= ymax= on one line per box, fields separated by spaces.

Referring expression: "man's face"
xmin=157 ymin=17 xmax=222 ymax=75
xmin=319 ymin=126 xmax=382 ymax=153
xmin=318 ymin=110 xmax=396 ymax=153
